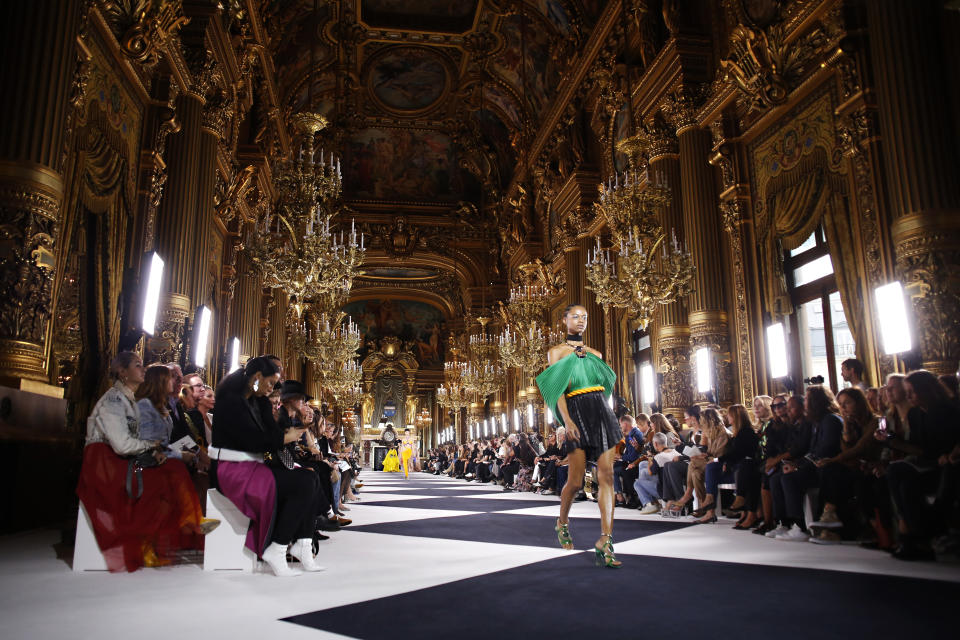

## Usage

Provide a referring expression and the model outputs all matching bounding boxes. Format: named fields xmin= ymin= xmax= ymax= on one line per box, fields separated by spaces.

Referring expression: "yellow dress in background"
xmin=381 ymin=449 xmax=401 ymax=472
xmin=400 ymin=435 xmax=415 ymax=479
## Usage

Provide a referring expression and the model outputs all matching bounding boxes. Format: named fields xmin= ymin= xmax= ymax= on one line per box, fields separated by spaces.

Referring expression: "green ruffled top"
xmin=536 ymin=351 xmax=616 ymax=427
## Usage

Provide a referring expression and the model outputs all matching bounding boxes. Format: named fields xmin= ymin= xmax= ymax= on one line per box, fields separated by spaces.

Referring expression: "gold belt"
xmin=566 ymin=386 xmax=605 ymax=397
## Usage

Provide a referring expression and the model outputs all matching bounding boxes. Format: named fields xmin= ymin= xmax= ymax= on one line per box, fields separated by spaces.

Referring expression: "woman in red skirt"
xmin=76 ymin=352 xmax=218 ymax=572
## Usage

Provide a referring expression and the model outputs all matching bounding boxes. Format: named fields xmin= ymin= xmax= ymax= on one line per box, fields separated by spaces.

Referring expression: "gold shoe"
xmin=198 ymin=518 xmax=221 ymax=535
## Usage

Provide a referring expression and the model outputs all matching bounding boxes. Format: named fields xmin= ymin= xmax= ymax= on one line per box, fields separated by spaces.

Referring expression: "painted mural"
xmin=535 ymin=0 xmax=573 ymax=35
xmin=343 ymin=299 xmax=446 ymax=367
xmin=492 ymin=14 xmax=557 ymax=116
xmin=482 ymin=82 xmax=521 ymax=126
xmin=343 ymin=128 xmax=457 ymax=200
xmin=369 ymin=47 xmax=447 ymax=111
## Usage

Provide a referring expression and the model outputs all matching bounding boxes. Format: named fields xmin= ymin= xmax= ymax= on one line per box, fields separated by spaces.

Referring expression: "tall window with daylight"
xmin=784 ymin=227 xmax=855 ymax=391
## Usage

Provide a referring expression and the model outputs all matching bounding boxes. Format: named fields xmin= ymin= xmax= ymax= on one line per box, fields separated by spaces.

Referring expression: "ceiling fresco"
xmin=359 ymin=0 xmax=480 ymax=32
xmin=266 ymin=1 xmax=586 ymax=206
xmin=366 ymin=47 xmax=449 ymax=112
xmin=342 ymin=128 xmax=459 ymax=200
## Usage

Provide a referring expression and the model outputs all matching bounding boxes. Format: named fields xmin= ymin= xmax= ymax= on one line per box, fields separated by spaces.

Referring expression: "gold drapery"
xmin=760 ymin=152 xmax=864 ymax=358
xmin=72 ymin=126 xmax=130 ymax=408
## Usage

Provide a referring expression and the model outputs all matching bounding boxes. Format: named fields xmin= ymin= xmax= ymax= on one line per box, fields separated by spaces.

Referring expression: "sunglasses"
xmin=771 ymin=403 xmax=786 ymax=409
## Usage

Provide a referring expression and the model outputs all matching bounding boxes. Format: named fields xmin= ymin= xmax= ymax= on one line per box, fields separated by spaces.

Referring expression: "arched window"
xmin=784 ymin=228 xmax=856 ymax=392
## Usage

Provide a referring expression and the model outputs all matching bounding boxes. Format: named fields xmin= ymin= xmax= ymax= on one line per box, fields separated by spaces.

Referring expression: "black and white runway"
xmin=2 ymin=472 xmax=957 ymax=639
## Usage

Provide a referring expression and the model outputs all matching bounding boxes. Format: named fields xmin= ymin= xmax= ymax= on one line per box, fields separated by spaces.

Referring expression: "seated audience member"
xmin=632 ymin=415 xmax=674 ymax=514
xmin=634 ymin=433 xmax=681 ymax=514
xmin=841 ymin=358 xmax=868 ymax=391
xmin=767 ymin=396 xmax=812 ymax=537
xmin=693 ymin=404 xmax=758 ymax=525
xmin=136 ymin=364 xmax=196 ymax=466
xmin=513 ymin=433 xmax=538 ymax=492
xmin=211 ymin=356 xmax=323 ymax=576
xmin=198 ymin=385 xmax=215 ymax=447
xmin=866 ymin=387 xmax=883 ymax=415
xmin=76 ymin=352 xmax=217 ymax=572
xmin=772 ymin=386 xmax=843 ymax=541
xmin=616 ymin=414 xmax=647 ymax=508
xmin=939 ymin=374 xmax=960 ymax=404
xmin=668 ymin=408 xmax=729 ymax=513
xmin=726 ymin=404 xmax=762 ymax=529
xmin=555 ymin=426 xmax=570 ymax=493
xmin=499 ymin=435 xmax=520 ymax=490
xmin=753 ymin=394 xmax=793 ymax=534
xmin=809 ymin=387 xmax=881 ymax=544
xmin=882 ymin=370 xmax=960 ymax=560
xmin=274 ymin=381 xmax=339 ymax=534
xmin=534 ymin=432 xmax=562 ymax=493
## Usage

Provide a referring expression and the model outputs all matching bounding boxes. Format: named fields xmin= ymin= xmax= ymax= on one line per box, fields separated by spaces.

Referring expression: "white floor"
xmin=1 ymin=471 xmax=956 ymax=640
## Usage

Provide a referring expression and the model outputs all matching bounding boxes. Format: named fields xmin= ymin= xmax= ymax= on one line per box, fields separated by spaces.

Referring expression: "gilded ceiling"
xmin=264 ymin=0 xmax=599 ymax=208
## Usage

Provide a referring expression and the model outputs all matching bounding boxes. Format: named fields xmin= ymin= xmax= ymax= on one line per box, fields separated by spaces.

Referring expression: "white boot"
xmin=290 ymin=539 xmax=325 ymax=572
xmin=261 ymin=542 xmax=302 ymax=577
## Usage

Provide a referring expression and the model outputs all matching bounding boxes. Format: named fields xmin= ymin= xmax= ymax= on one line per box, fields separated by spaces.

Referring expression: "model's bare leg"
xmin=559 ymin=449 xmax=585 ymax=524
xmin=595 ymin=448 xmax=616 ymax=540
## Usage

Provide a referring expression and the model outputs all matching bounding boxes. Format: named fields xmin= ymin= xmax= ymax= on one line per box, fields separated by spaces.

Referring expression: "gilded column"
xmin=0 ymin=0 xmax=82 ymax=384
xmin=647 ymin=126 xmax=691 ymax=414
xmin=867 ymin=0 xmax=960 ymax=374
xmin=577 ymin=234 xmax=605 ymax=351
xmin=673 ymin=104 xmax=732 ymax=405
xmin=151 ymin=91 xmax=204 ymax=363
xmin=230 ymin=252 xmax=261 ymax=363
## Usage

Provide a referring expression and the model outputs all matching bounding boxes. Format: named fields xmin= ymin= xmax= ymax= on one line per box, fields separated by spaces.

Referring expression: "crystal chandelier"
xmin=437 ymin=348 xmax=471 ymax=413
xmin=247 ymin=113 xmax=364 ymax=308
xmin=586 ymin=166 xmax=695 ymax=329
xmin=324 ymin=357 xmax=363 ymax=404
xmin=498 ymin=262 xmax=562 ymax=379
xmin=462 ymin=316 xmax=504 ymax=399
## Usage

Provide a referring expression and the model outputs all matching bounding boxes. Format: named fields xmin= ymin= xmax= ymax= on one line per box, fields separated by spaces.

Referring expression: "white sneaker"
xmin=639 ymin=503 xmax=660 ymax=515
xmin=765 ymin=525 xmax=789 ymax=538
xmin=775 ymin=524 xmax=809 ymax=542
xmin=465 ymin=473 xmax=474 ymax=478
xmin=261 ymin=542 xmax=302 ymax=577
xmin=289 ymin=539 xmax=325 ymax=572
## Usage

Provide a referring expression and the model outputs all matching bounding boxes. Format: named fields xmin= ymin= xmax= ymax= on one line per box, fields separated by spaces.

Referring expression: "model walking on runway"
xmin=536 ymin=304 xmax=622 ymax=567
xmin=399 ymin=428 xmax=416 ymax=479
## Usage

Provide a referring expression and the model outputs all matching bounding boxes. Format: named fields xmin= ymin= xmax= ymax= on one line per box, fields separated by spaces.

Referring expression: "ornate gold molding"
xmin=98 ymin=0 xmax=189 ymax=68
xmin=893 ymin=212 xmax=960 ymax=374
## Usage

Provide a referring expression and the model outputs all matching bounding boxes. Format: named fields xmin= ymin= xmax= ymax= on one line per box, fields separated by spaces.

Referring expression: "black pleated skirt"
xmin=563 ymin=391 xmax=621 ymax=463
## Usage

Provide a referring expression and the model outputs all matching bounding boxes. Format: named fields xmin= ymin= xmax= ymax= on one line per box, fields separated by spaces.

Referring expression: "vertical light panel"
xmin=141 ymin=252 xmax=165 ymax=335
xmin=513 ymin=408 xmax=520 ymax=432
xmin=766 ymin=323 xmax=789 ymax=378
xmin=193 ymin=306 xmax=212 ymax=368
xmin=874 ymin=282 xmax=913 ymax=354
xmin=640 ymin=363 xmax=655 ymax=407
xmin=526 ymin=403 xmax=534 ymax=430
xmin=696 ymin=347 xmax=712 ymax=393
xmin=229 ymin=337 xmax=241 ymax=373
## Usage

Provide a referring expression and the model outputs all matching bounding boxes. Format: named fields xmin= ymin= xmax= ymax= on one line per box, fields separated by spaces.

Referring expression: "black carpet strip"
xmin=357 ymin=496 xmax=555 ymax=512
xmin=284 ymin=552 xmax=959 ymax=639
xmin=346 ymin=512 xmax=688 ymax=548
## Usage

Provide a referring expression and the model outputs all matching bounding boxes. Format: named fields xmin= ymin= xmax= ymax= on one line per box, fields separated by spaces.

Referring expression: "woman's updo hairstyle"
xmin=109 ymin=351 xmax=140 ymax=380
xmin=243 ymin=355 xmax=280 ymax=379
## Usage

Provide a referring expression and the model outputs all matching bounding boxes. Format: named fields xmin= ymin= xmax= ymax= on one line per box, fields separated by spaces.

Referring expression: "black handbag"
xmin=126 ymin=449 xmax=161 ymax=499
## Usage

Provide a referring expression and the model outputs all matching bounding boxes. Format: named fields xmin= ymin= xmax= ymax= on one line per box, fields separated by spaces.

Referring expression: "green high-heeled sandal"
xmin=594 ymin=533 xmax=622 ymax=568
xmin=555 ymin=518 xmax=574 ymax=550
